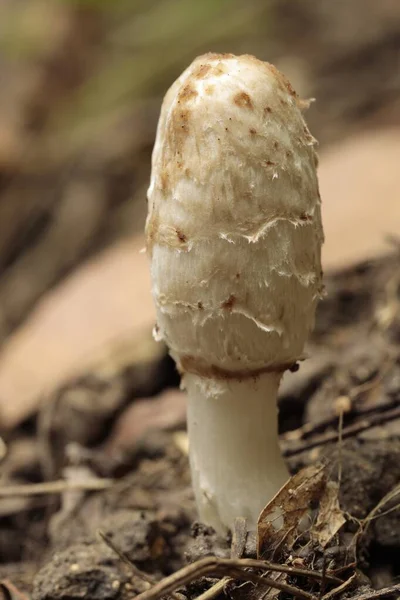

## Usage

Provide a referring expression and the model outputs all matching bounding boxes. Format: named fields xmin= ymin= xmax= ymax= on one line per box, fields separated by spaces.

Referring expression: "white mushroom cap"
xmin=147 ymin=53 xmax=323 ymax=378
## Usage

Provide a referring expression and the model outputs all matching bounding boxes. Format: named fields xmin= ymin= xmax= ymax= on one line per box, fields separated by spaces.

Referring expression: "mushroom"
xmin=146 ymin=53 xmax=324 ymax=534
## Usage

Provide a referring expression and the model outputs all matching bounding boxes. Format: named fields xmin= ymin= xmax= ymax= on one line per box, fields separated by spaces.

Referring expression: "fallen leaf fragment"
xmin=312 ymin=481 xmax=346 ymax=548
xmin=257 ymin=464 xmax=327 ymax=557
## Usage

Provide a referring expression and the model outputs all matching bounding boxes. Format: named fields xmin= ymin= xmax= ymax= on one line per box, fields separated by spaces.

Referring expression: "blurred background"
xmin=0 ymin=0 xmax=399 ymax=431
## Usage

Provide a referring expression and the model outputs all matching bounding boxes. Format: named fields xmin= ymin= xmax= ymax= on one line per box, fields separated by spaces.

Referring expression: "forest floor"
xmin=0 ymin=250 xmax=399 ymax=600
xmin=0 ymin=2 xmax=399 ymax=599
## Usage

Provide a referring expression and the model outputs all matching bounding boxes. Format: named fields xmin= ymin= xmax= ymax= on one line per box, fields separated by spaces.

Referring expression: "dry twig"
xmin=0 ymin=479 xmax=113 ymax=497
xmin=321 ymin=572 xmax=357 ymax=600
xmin=99 ymin=530 xmax=185 ymax=600
xmin=194 ymin=518 xmax=247 ymax=600
xmin=347 ymin=583 xmax=400 ymax=600
xmin=99 ymin=530 xmax=155 ymax=587
xmin=194 ymin=579 xmax=227 ymax=600
xmin=133 ymin=557 xmax=343 ymax=600
xmin=283 ymin=405 xmax=400 ymax=457
xmin=0 ymin=580 xmax=30 ymax=600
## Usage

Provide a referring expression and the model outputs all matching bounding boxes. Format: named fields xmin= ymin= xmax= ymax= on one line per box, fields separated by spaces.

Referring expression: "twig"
xmin=363 ymin=483 xmax=400 ymax=528
xmin=337 ymin=409 xmax=344 ymax=488
xmin=0 ymin=579 xmax=30 ymax=600
xmin=347 ymin=583 xmax=400 ymax=600
xmin=348 ymin=356 xmax=395 ymax=401
xmin=227 ymin=567 xmax=315 ymax=600
xmin=99 ymin=530 xmax=187 ymax=600
xmin=231 ymin=517 xmax=247 ymax=559
xmin=0 ymin=479 xmax=113 ymax=497
xmin=98 ymin=530 xmax=154 ymax=587
xmin=195 ymin=579 xmax=227 ymax=600
xmin=318 ymin=554 xmax=327 ymax=599
xmin=321 ymin=572 xmax=357 ymax=600
xmin=351 ymin=482 xmax=400 ymax=553
xmin=133 ymin=560 xmax=315 ymax=600
xmin=133 ymin=557 xmax=342 ymax=600
xmin=282 ymin=353 xmax=398 ymax=446
xmin=283 ymin=405 xmax=400 ymax=457
xmin=228 ymin=558 xmax=342 ymax=584
xmin=195 ymin=517 xmax=248 ymax=600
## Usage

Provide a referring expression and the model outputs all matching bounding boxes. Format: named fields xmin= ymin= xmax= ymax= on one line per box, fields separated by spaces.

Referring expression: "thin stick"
xmin=99 ymin=530 xmax=185 ymax=600
xmin=322 ymin=573 xmax=357 ymax=600
xmin=228 ymin=567 xmax=315 ymax=600
xmin=318 ymin=554 xmax=327 ymax=600
xmin=0 ymin=579 xmax=30 ymax=600
xmin=133 ymin=557 xmax=342 ymax=600
xmin=134 ymin=561 xmax=315 ymax=600
xmin=0 ymin=479 xmax=113 ymax=497
xmin=219 ymin=558 xmax=342 ymax=584
xmin=347 ymin=582 xmax=400 ymax=600
xmin=337 ymin=408 xmax=344 ymax=488
xmin=195 ymin=579 xmax=227 ymax=600
xmin=231 ymin=517 xmax=247 ymax=559
xmin=196 ymin=517 xmax=248 ymax=600
xmin=283 ymin=405 xmax=400 ymax=457
xmin=98 ymin=530 xmax=154 ymax=587
xmin=351 ymin=482 xmax=400 ymax=553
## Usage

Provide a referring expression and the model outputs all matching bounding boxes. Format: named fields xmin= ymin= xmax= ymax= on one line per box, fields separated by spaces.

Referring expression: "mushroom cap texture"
xmin=146 ymin=53 xmax=324 ymax=377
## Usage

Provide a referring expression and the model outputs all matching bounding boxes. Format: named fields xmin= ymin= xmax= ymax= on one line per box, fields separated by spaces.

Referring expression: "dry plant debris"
xmin=0 ymin=252 xmax=399 ymax=599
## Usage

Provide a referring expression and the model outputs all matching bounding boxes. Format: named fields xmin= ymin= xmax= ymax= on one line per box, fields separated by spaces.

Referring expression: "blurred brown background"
xmin=0 ymin=0 xmax=399 ymax=428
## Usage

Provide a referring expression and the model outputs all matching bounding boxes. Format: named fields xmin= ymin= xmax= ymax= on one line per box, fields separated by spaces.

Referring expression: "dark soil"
xmin=1 ymin=0 xmax=399 ymax=346
xmin=0 ymin=251 xmax=399 ymax=600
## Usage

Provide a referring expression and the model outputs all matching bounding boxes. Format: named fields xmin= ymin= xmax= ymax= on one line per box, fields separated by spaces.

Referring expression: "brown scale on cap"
xmin=160 ymin=170 xmax=169 ymax=193
xmin=192 ymin=63 xmax=211 ymax=79
xmin=175 ymin=228 xmax=187 ymax=244
xmin=178 ymin=84 xmax=198 ymax=103
xmin=175 ymin=109 xmax=190 ymax=134
xmin=300 ymin=213 xmax=312 ymax=222
xmin=233 ymin=91 xmax=253 ymax=109
xmin=191 ymin=53 xmax=234 ymax=80
xmin=145 ymin=211 xmax=159 ymax=254
xmin=221 ymin=293 xmax=236 ymax=311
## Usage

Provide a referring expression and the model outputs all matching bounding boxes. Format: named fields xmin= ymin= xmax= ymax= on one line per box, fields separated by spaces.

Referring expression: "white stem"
xmin=184 ymin=371 xmax=290 ymax=534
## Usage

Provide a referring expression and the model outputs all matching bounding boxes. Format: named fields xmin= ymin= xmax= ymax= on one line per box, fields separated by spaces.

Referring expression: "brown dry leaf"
xmin=312 ymin=481 xmax=346 ymax=548
xmin=321 ymin=129 xmax=400 ymax=270
xmin=104 ymin=389 xmax=186 ymax=457
xmin=257 ymin=463 xmax=327 ymax=557
xmin=0 ymin=235 xmax=155 ymax=429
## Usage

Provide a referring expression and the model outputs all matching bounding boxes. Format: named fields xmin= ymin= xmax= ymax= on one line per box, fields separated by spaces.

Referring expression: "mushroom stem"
xmin=185 ymin=371 xmax=289 ymax=533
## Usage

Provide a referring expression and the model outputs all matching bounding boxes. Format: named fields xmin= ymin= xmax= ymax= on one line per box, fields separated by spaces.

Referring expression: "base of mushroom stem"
xmin=184 ymin=371 xmax=290 ymax=535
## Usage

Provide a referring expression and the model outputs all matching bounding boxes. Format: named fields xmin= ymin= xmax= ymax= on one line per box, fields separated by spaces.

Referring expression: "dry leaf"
xmin=105 ymin=390 xmax=186 ymax=456
xmin=312 ymin=481 xmax=346 ymax=548
xmin=0 ymin=236 xmax=155 ymax=429
xmin=257 ymin=463 xmax=327 ymax=557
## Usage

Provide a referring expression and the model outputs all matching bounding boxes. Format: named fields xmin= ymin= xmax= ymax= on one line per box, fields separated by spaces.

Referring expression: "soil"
xmin=0 ymin=3 xmax=399 ymax=598
xmin=1 ymin=0 xmax=399 ymax=345
xmin=0 ymin=250 xmax=398 ymax=600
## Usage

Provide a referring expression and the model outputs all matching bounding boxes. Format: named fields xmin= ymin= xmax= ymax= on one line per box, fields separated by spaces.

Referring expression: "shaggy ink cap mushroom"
xmin=146 ymin=53 xmax=324 ymax=534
